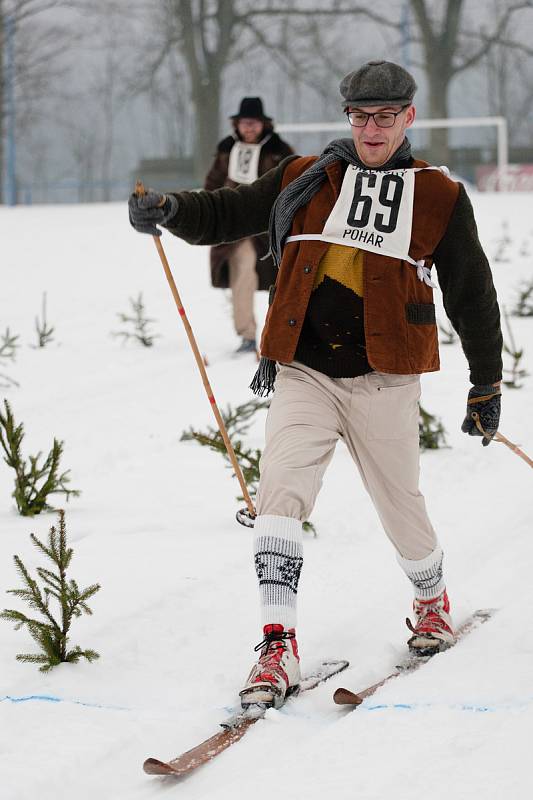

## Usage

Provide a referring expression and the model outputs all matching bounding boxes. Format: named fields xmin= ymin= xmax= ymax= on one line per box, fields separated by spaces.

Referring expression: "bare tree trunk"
xmin=410 ymin=0 xmax=463 ymax=164
xmin=193 ymin=77 xmax=221 ymax=182
xmin=425 ymin=58 xmax=454 ymax=164
xmin=0 ymin=0 xmax=75 ymax=204
xmin=100 ymin=50 xmax=116 ymax=202
xmin=410 ymin=0 xmax=531 ymax=164
xmin=173 ymin=0 xmax=236 ymax=183
xmin=485 ymin=3 xmax=511 ymax=120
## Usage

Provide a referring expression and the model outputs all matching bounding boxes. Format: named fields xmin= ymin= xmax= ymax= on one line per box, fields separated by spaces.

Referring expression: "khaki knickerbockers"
xmin=228 ymin=238 xmax=258 ymax=341
xmin=255 ymin=361 xmax=438 ymax=561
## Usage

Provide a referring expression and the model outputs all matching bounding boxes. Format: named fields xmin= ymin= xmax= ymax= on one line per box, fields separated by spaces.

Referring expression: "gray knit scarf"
xmin=250 ymin=136 xmax=413 ymax=396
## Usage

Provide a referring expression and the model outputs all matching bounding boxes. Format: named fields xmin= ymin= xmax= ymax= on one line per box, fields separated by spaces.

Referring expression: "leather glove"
xmin=128 ymin=190 xmax=178 ymax=236
xmin=461 ymin=384 xmax=501 ymax=446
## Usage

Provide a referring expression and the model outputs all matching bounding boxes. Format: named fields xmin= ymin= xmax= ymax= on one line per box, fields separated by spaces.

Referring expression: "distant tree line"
xmin=1 ymin=0 xmax=533 ymax=201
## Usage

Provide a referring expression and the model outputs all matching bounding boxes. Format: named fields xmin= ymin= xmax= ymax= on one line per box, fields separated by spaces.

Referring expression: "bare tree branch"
xmin=484 ymin=36 xmax=533 ymax=58
xmin=451 ymin=1 xmax=533 ymax=75
xmin=239 ymin=4 xmax=401 ymax=31
xmin=6 ymin=0 xmax=72 ymax=25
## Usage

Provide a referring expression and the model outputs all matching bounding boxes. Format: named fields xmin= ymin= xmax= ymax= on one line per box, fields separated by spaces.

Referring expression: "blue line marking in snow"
xmin=0 ymin=694 xmax=129 ymax=710
xmin=2 ymin=694 xmax=61 ymax=704
xmin=362 ymin=701 xmax=529 ymax=713
xmin=1 ymin=696 xmax=531 ymax=714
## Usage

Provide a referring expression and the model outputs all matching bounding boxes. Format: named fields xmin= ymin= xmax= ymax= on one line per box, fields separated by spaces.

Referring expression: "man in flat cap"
xmin=205 ymin=97 xmax=293 ymax=355
xmin=129 ymin=61 xmax=502 ymax=710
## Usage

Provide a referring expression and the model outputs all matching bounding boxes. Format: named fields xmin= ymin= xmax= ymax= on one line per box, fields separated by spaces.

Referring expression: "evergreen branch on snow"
xmin=112 ymin=293 xmax=159 ymax=347
xmin=180 ymin=399 xmax=317 ymax=535
xmin=33 ymin=293 xmax=55 ymax=348
xmin=180 ymin=399 xmax=268 ymax=497
xmin=0 ymin=327 xmax=20 ymax=388
xmin=0 ymin=373 xmax=19 ymax=389
xmin=519 ymin=239 xmax=530 ymax=258
xmin=511 ymin=279 xmax=533 ymax=317
xmin=0 ymin=399 xmax=81 ymax=516
xmin=0 ymin=510 xmax=101 ymax=672
xmin=493 ymin=220 xmax=512 ymax=263
xmin=419 ymin=405 xmax=448 ymax=451
xmin=0 ymin=327 xmax=19 ymax=363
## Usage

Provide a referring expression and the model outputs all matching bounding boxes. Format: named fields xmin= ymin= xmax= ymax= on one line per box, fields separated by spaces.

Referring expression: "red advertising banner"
xmin=477 ymin=164 xmax=533 ymax=191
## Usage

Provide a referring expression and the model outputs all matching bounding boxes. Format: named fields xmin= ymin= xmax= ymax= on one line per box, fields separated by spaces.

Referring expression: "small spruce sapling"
xmin=0 ymin=510 xmax=100 ymax=671
xmin=0 ymin=399 xmax=80 ymax=516
xmin=181 ymin=400 xmax=317 ymax=535
xmin=33 ymin=292 xmax=55 ymax=348
xmin=419 ymin=405 xmax=448 ymax=451
xmin=519 ymin=239 xmax=530 ymax=258
xmin=511 ymin=279 xmax=533 ymax=318
xmin=0 ymin=327 xmax=20 ymax=388
xmin=181 ymin=399 xmax=267 ymax=500
xmin=493 ymin=220 xmax=511 ymax=263
xmin=113 ymin=293 xmax=159 ymax=347
xmin=0 ymin=327 xmax=19 ymax=361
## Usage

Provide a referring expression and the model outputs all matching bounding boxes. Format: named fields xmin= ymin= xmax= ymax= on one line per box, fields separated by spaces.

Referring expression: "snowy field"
xmin=1 ymin=189 xmax=532 ymax=800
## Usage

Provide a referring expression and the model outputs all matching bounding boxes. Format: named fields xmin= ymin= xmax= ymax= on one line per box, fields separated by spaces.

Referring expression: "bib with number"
xmin=323 ymin=167 xmax=414 ymax=259
xmin=285 ymin=166 xmax=448 ymax=285
xmin=228 ymin=141 xmax=262 ymax=184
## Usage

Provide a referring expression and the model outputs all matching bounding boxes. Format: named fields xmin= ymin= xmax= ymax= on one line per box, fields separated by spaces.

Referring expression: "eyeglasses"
xmin=345 ymin=106 xmax=409 ymax=128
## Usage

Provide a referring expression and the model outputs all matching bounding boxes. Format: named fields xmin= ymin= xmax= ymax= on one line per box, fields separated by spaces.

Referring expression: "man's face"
xmin=236 ymin=118 xmax=264 ymax=143
xmin=348 ymin=104 xmax=416 ymax=166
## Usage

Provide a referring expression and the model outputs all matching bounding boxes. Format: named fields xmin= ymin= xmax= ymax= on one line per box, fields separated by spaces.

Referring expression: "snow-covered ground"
xmin=0 ymin=191 xmax=532 ymax=800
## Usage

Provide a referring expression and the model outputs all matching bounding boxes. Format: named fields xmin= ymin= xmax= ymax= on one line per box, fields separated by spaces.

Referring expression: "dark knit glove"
xmin=128 ymin=190 xmax=178 ymax=236
xmin=461 ymin=384 xmax=501 ymax=446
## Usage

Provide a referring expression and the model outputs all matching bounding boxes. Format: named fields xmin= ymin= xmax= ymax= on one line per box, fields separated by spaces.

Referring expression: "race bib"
xmin=321 ymin=166 xmax=415 ymax=260
xmin=228 ymin=141 xmax=262 ymax=184
xmin=284 ymin=165 xmax=450 ymax=286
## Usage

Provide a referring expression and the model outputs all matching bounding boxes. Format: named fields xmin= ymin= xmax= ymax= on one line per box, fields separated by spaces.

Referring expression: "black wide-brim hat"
xmin=230 ymin=97 xmax=272 ymax=122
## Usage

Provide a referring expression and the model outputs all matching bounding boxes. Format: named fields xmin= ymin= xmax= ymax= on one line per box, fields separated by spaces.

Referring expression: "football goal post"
xmin=276 ymin=116 xmax=508 ymax=190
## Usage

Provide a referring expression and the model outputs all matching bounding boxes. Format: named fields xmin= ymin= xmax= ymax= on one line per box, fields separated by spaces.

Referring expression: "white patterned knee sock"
xmin=397 ymin=546 xmax=446 ymax=600
xmin=253 ymin=515 xmax=303 ymax=630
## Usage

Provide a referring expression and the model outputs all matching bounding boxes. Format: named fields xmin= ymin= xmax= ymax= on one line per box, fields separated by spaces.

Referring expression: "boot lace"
xmin=254 ymin=629 xmax=295 ymax=656
xmin=407 ymin=596 xmax=449 ymax=635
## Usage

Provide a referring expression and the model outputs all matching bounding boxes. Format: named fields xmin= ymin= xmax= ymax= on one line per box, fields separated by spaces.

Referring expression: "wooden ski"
xmin=333 ymin=609 xmax=494 ymax=707
xmin=144 ymin=659 xmax=349 ymax=777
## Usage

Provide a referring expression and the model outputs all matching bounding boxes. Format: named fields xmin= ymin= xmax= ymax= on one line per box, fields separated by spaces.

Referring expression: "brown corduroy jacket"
xmin=166 ymin=154 xmax=502 ymax=385
xmin=203 ymin=130 xmax=294 ymax=291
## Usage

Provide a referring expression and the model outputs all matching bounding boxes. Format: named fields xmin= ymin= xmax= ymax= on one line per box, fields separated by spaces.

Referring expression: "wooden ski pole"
xmin=471 ymin=411 xmax=533 ymax=469
xmin=135 ymin=182 xmax=256 ymax=517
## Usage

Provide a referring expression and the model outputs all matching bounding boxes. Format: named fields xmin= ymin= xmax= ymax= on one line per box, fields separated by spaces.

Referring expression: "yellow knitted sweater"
xmin=294 ymin=244 xmax=370 ymax=377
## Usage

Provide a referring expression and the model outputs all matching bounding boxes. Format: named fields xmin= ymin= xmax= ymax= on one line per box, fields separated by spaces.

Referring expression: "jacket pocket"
xmin=268 ymin=284 xmax=277 ymax=306
xmin=405 ymin=302 xmax=436 ymax=325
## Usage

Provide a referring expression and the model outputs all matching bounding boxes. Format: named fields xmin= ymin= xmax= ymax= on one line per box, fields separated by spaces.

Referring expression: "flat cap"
xmin=340 ymin=60 xmax=417 ymax=107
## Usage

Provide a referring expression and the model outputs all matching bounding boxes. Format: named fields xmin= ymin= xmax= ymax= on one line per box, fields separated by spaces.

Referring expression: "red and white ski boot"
xmin=239 ymin=624 xmax=301 ymax=709
xmin=407 ymin=589 xmax=455 ymax=656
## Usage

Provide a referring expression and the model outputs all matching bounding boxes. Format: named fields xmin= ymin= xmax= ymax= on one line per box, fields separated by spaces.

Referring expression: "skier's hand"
xmin=461 ymin=383 xmax=501 ymax=446
xmin=128 ymin=190 xmax=178 ymax=236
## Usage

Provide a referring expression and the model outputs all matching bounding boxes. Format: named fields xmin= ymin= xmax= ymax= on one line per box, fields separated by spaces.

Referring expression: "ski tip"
xmin=143 ymin=758 xmax=179 ymax=776
xmin=333 ymin=687 xmax=363 ymax=706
